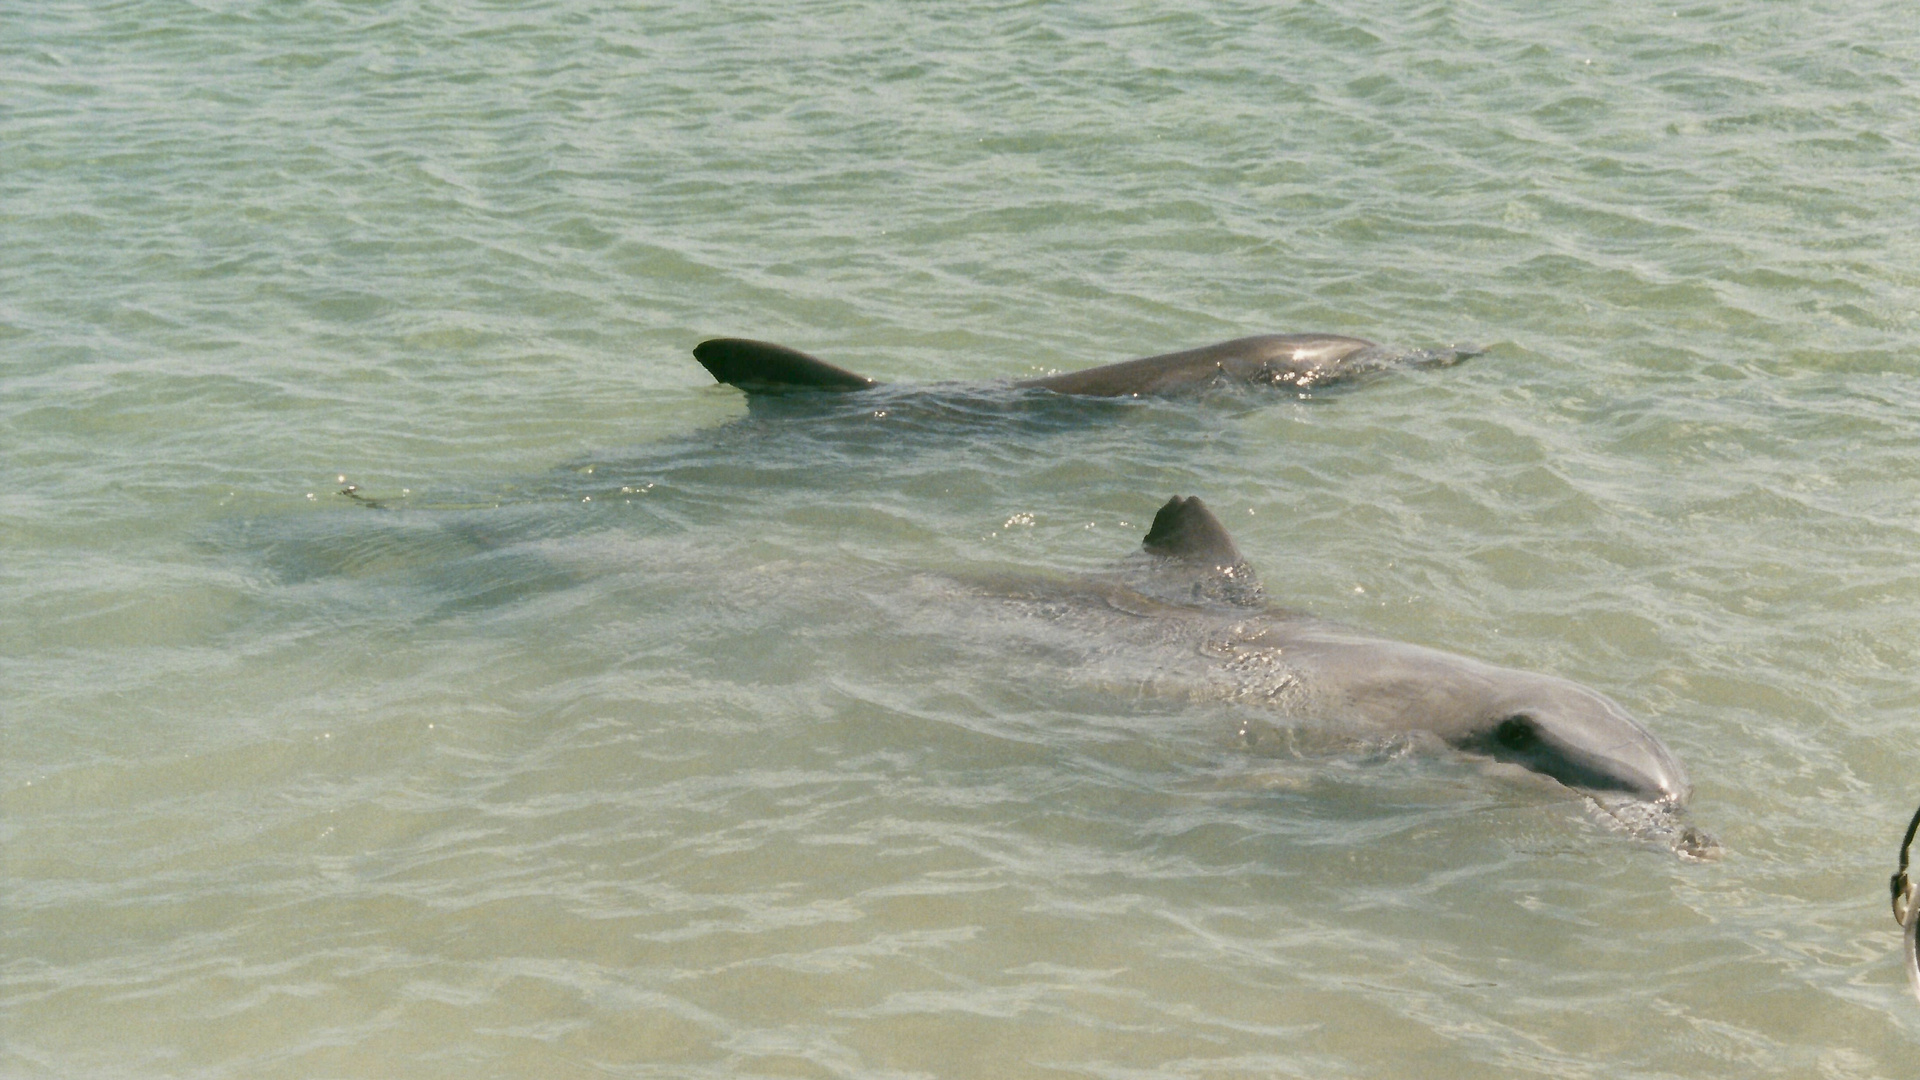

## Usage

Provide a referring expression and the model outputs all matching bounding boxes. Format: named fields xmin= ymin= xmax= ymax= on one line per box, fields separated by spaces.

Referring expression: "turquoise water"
xmin=6 ymin=0 xmax=1920 ymax=1075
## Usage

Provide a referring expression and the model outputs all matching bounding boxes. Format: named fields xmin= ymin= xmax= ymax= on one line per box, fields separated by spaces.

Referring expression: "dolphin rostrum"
xmin=693 ymin=334 xmax=1476 ymax=398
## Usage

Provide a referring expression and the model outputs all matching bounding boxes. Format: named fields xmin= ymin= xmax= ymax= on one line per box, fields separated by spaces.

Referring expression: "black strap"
xmin=1893 ymin=799 xmax=1920 ymax=925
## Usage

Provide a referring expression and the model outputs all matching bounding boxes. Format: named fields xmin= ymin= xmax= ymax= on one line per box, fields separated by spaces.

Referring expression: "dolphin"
xmin=1137 ymin=495 xmax=1692 ymax=803
xmin=995 ymin=495 xmax=1707 ymax=851
xmin=693 ymin=334 xmax=1476 ymax=398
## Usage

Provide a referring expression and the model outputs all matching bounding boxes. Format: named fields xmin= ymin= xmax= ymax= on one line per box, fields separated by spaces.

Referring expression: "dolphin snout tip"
xmin=1614 ymin=735 xmax=1689 ymax=805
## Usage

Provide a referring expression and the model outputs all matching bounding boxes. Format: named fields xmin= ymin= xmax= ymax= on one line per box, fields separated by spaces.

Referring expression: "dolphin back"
xmin=690 ymin=332 xmax=1475 ymax=399
xmin=1017 ymin=334 xmax=1384 ymax=396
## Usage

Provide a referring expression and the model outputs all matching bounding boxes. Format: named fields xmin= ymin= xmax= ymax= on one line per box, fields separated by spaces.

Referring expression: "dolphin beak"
xmin=1561 ymin=701 xmax=1693 ymax=804
xmin=1602 ymin=730 xmax=1692 ymax=804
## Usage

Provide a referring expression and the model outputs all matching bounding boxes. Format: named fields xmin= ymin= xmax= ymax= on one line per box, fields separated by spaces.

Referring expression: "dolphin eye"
xmin=1495 ymin=715 xmax=1538 ymax=751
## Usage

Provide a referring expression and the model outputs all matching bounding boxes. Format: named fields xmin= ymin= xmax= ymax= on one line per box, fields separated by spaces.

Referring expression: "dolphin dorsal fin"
xmin=693 ymin=338 xmax=879 ymax=393
xmin=1143 ymin=496 xmax=1244 ymax=568
xmin=1141 ymin=496 xmax=1263 ymax=605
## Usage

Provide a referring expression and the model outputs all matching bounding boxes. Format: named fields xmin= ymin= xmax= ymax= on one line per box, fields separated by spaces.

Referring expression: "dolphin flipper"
xmin=693 ymin=338 xmax=879 ymax=393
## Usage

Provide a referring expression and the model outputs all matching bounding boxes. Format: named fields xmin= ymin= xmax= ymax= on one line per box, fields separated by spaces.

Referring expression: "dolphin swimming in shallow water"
xmin=991 ymin=495 xmax=1708 ymax=852
xmin=693 ymin=334 xmax=1476 ymax=398
xmin=1131 ymin=495 xmax=1693 ymax=804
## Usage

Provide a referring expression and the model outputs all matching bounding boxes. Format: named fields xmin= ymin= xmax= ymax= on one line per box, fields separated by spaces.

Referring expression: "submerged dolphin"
xmin=693 ymin=334 xmax=1475 ymax=397
xmin=998 ymin=495 xmax=1707 ymax=851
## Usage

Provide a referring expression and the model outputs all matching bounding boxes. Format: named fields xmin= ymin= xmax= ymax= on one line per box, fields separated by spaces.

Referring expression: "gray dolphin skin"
xmin=1116 ymin=496 xmax=1694 ymax=808
xmin=693 ymin=333 xmax=1470 ymax=397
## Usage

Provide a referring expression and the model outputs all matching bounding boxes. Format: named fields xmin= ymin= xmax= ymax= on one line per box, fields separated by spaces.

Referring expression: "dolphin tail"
xmin=693 ymin=338 xmax=879 ymax=393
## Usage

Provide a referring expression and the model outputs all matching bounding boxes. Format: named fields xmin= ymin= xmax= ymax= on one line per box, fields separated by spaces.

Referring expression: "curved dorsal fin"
xmin=693 ymin=338 xmax=879 ymax=392
xmin=1142 ymin=496 xmax=1243 ymax=568
xmin=1141 ymin=496 xmax=1263 ymax=606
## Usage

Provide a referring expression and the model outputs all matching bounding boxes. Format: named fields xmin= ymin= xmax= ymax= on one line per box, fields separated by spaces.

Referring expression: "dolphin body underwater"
xmin=693 ymin=333 xmax=1476 ymax=397
xmin=977 ymin=495 xmax=1712 ymax=856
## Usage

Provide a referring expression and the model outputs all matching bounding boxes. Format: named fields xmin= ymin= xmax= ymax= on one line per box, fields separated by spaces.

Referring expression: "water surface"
xmin=6 ymin=1 xmax=1920 ymax=1076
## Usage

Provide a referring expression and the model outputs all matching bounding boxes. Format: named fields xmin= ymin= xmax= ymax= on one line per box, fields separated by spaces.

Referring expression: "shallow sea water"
xmin=6 ymin=1 xmax=1920 ymax=1076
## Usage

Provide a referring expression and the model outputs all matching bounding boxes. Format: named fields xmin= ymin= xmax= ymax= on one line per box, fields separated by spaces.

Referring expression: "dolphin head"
xmin=1455 ymin=675 xmax=1691 ymax=805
